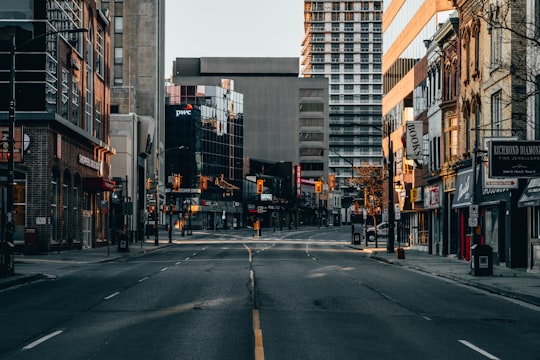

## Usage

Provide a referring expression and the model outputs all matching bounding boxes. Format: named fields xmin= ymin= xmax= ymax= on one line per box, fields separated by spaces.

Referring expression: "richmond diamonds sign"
xmin=489 ymin=140 xmax=540 ymax=178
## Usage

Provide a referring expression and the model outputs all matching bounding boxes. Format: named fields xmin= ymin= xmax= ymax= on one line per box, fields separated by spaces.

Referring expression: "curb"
xmin=368 ymin=253 xmax=540 ymax=307
xmin=0 ymin=274 xmax=46 ymax=291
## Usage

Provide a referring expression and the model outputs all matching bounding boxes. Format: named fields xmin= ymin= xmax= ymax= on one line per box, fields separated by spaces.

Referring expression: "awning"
xmin=518 ymin=178 xmax=540 ymax=208
xmin=83 ymin=177 xmax=116 ymax=192
xmin=452 ymin=167 xmax=481 ymax=209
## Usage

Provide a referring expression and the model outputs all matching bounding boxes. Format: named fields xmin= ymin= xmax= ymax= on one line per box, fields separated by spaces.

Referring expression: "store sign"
xmin=424 ymin=185 xmax=440 ymax=209
xmin=295 ymin=164 xmax=302 ymax=197
xmin=489 ymin=140 xmax=540 ymax=178
xmin=405 ymin=121 xmax=423 ymax=160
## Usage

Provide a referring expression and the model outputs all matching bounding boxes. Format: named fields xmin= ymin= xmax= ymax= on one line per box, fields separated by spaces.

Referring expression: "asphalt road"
xmin=1 ymin=227 xmax=539 ymax=359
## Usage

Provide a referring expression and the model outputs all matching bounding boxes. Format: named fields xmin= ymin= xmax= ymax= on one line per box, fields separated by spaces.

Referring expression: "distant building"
xmin=0 ymin=1 xmax=113 ymax=250
xmin=302 ymin=0 xmax=384 ymax=186
xmin=165 ymin=83 xmax=244 ymax=230
xmin=170 ymin=57 xmax=329 ymax=182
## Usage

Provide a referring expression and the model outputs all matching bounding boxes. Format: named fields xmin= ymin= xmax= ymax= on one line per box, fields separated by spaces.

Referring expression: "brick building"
xmin=0 ymin=0 xmax=114 ymax=251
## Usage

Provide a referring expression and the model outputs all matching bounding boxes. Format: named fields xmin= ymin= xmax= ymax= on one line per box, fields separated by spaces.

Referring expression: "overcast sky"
xmin=164 ymin=0 xmax=305 ymax=77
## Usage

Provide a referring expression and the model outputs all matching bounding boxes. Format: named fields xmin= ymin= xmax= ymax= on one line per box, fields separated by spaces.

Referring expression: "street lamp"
xmin=154 ymin=145 xmax=188 ymax=245
xmin=3 ymin=28 xmax=87 ymax=271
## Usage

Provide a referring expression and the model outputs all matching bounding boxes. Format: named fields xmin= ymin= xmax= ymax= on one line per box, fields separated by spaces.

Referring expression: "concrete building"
xmin=301 ymin=0 xmax=384 ymax=186
xmin=171 ymin=57 xmax=329 ymax=182
xmin=0 ymin=0 xmax=114 ymax=251
xmin=98 ymin=0 xmax=165 ymax=240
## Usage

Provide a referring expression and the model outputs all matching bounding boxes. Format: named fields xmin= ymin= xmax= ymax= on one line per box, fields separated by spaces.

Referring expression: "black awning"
xmin=518 ymin=178 xmax=540 ymax=208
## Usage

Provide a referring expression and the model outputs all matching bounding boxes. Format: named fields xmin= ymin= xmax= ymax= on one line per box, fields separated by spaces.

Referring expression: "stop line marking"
xmin=459 ymin=340 xmax=500 ymax=359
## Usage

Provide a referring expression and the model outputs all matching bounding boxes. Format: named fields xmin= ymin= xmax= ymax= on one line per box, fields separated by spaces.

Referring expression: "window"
xmin=444 ymin=117 xmax=458 ymax=163
xmin=96 ymin=99 xmax=102 ymax=139
xmin=114 ymin=47 xmax=123 ymax=64
xmin=61 ymin=69 xmax=69 ymax=120
xmin=96 ymin=27 xmax=105 ymax=76
xmin=492 ymin=91 xmax=502 ymax=136
xmin=51 ymin=172 xmax=59 ymax=244
xmin=114 ymin=16 xmax=123 ymax=33
xmin=63 ymin=173 xmax=70 ymax=243
xmin=490 ymin=6 xmax=502 ymax=67
xmin=72 ymin=79 xmax=79 ymax=125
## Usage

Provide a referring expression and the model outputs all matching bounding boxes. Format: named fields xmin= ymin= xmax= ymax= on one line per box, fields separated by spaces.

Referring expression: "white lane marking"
xmin=161 ymin=267 xmax=168 ymax=272
xmin=459 ymin=340 xmax=500 ymax=360
xmin=185 ymin=257 xmax=191 ymax=260
xmin=138 ymin=277 xmax=149 ymax=283
xmin=175 ymin=261 xmax=182 ymax=265
xmin=104 ymin=292 xmax=120 ymax=300
xmin=422 ymin=316 xmax=431 ymax=321
xmin=23 ymin=330 xmax=63 ymax=350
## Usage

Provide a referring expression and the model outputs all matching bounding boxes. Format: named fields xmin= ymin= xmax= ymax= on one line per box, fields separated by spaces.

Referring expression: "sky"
xmin=164 ymin=0 xmax=305 ymax=77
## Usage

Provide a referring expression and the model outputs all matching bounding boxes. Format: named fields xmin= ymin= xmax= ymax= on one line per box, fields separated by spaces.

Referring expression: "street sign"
xmin=489 ymin=140 xmax=540 ymax=178
xmin=469 ymin=204 xmax=478 ymax=217
xmin=394 ymin=204 xmax=401 ymax=220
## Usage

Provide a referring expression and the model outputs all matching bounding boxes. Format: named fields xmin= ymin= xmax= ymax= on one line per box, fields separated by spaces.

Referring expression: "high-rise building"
xmin=302 ymin=0 xmax=384 ymax=186
xmin=97 ymin=0 xmax=165 ymax=240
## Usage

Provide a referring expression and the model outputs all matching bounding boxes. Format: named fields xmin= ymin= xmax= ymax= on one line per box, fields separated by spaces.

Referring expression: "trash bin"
xmin=24 ymin=228 xmax=39 ymax=254
xmin=352 ymin=232 xmax=361 ymax=245
xmin=117 ymin=230 xmax=129 ymax=252
xmin=0 ymin=241 xmax=15 ymax=277
xmin=470 ymin=244 xmax=493 ymax=276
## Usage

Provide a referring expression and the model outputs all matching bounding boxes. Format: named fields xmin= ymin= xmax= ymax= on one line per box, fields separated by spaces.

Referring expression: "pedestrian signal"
xmin=315 ymin=181 xmax=322 ymax=193
xmin=257 ymin=179 xmax=264 ymax=194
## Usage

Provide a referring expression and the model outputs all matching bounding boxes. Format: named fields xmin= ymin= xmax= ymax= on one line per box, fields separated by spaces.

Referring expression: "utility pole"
xmin=387 ymin=126 xmax=395 ymax=253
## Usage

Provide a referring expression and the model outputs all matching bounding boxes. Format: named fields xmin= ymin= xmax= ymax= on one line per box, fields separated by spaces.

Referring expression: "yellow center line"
xmin=245 ymin=244 xmax=265 ymax=360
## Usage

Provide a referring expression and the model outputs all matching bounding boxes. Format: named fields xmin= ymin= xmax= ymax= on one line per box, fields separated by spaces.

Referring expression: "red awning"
xmin=83 ymin=177 xmax=116 ymax=192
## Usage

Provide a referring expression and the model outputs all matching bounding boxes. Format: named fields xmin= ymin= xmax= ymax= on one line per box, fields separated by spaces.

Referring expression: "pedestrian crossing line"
xmin=104 ymin=292 xmax=120 ymax=300
xmin=459 ymin=340 xmax=500 ymax=360
xmin=23 ymin=330 xmax=63 ymax=350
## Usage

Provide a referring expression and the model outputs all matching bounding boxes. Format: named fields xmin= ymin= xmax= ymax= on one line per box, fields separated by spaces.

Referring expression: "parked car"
xmin=366 ymin=222 xmax=389 ymax=241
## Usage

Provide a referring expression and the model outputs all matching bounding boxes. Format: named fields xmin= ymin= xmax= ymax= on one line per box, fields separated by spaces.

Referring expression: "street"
xmin=1 ymin=227 xmax=539 ymax=359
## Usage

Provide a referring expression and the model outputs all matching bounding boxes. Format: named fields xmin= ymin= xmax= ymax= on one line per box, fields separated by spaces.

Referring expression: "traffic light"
xmin=315 ymin=181 xmax=322 ymax=193
xmin=146 ymin=178 xmax=152 ymax=190
xmin=328 ymin=174 xmax=336 ymax=189
xmin=173 ymin=174 xmax=182 ymax=191
xmin=200 ymin=176 xmax=208 ymax=190
xmin=256 ymin=179 xmax=264 ymax=194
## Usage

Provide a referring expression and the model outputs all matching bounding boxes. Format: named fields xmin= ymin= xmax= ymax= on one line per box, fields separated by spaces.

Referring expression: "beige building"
xmin=453 ymin=0 xmax=529 ymax=268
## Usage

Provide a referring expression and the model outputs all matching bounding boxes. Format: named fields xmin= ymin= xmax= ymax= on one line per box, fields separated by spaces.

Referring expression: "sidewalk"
xmin=0 ymin=239 xmax=174 ymax=290
xmin=359 ymin=246 xmax=540 ymax=307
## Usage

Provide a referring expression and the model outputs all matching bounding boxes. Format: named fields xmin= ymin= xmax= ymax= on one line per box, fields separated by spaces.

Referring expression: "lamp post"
xmin=3 ymin=28 xmax=87 ymax=272
xmin=383 ymin=121 xmax=396 ymax=254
